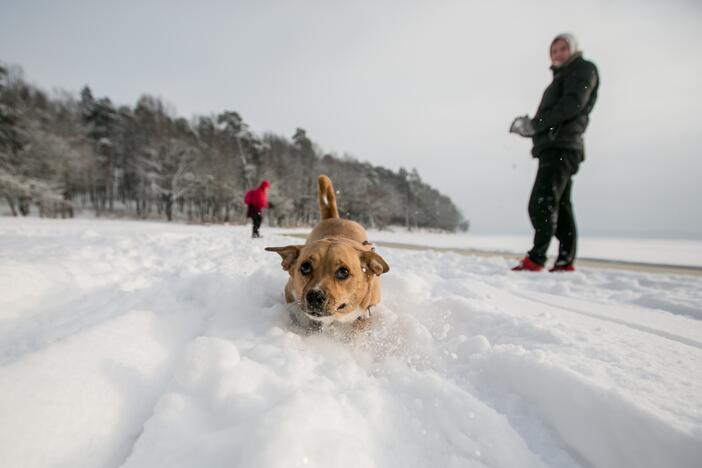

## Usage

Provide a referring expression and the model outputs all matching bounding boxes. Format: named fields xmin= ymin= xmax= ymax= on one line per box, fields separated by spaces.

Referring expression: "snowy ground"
xmin=1 ymin=217 xmax=701 ymax=468
xmin=356 ymin=229 xmax=702 ymax=268
xmin=272 ymin=226 xmax=702 ymax=268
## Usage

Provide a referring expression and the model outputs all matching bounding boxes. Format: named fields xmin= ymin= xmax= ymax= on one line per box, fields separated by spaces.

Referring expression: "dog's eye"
xmin=336 ymin=267 xmax=350 ymax=280
xmin=300 ymin=261 xmax=312 ymax=276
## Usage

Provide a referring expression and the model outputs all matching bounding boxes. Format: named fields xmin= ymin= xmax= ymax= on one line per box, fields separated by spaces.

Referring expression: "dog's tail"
xmin=317 ymin=174 xmax=339 ymax=220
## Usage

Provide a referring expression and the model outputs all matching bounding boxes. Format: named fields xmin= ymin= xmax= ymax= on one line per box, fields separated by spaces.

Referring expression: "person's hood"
xmin=259 ymin=180 xmax=270 ymax=190
xmin=552 ymin=32 xmax=579 ymax=55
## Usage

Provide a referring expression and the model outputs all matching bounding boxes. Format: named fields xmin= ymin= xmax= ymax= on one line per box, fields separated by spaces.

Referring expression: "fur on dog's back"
xmin=318 ymin=175 xmax=339 ymax=220
xmin=309 ymin=175 xmax=367 ymax=244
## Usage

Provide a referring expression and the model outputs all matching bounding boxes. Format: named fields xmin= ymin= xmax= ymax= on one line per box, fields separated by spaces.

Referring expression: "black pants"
xmin=252 ymin=212 xmax=262 ymax=237
xmin=528 ymin=149 xmax=581 ymax=266
xmin=248 ymin=204 xmax=263 ymax=237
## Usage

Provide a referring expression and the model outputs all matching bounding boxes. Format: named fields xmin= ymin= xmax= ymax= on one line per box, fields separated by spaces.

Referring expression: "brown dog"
xmin=266 ymin=175 xmax=389 ymax=326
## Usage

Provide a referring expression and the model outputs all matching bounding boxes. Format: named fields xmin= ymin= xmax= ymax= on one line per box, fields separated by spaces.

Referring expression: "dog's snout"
xmin=305 ymin=289 xmax=327 ymax=314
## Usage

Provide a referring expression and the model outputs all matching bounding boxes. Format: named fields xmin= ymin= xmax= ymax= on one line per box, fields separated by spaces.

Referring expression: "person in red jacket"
xmin=244 ymin=180 xmax=271 ymax=238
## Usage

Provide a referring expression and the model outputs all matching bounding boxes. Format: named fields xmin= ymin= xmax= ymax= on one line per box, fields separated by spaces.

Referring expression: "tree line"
xmin=0 ymin=63 xmax=468 ymax=231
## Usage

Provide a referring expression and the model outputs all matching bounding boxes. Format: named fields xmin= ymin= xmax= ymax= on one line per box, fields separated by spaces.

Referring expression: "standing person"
xmin=509 ymin=33 xmax=599 ymax=272
xmin=244 ymin=180 xmax=271 ymax=238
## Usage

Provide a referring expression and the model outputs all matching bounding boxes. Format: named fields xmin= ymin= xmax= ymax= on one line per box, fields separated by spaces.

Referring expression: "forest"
xmin=0 ymin=63 xmax=467 ymax=231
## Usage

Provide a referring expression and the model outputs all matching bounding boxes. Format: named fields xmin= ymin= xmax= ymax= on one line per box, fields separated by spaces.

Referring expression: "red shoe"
xmin=511 ymin=257 xmax=543 ymax=272
xmin=549 ymin=262 xmax=575 ymax=272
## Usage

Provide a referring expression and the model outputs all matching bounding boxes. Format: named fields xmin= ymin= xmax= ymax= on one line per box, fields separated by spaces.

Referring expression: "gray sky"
xmin=2 ymin=0 xmax=701 ymax=237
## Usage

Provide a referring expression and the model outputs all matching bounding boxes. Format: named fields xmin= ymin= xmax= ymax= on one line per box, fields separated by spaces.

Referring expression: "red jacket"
xmin=244 ymin=180 xmax=270 ymax=210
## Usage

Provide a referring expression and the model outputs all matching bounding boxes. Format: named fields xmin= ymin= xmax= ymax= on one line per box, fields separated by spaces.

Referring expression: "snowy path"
xmin=0 ymin=218 xmax=700 ymax=468
xmin=359 ymin=229 xmax=702 ymax=269
xmin=282 ymin=232 xmax=702 ymax=277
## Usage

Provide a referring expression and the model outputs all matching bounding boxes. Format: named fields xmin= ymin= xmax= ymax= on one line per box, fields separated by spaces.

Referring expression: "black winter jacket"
xmin=531 ymin=53 xmax=599 ymax=158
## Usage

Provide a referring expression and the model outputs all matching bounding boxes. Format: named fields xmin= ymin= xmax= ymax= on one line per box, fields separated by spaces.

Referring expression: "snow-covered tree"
xmin=0 ymin=64 xmax=467 ymax=230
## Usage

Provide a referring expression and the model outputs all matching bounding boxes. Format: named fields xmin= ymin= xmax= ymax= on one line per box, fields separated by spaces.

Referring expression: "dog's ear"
xmin=359 ymin=250 xmax=389 ymax=276
xmin=265 ymin=245 xmax=303 ymax=271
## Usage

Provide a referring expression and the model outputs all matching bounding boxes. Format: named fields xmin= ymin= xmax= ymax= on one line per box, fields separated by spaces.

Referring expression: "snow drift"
xmin=0 ymin=218 xmax=700 ymax=468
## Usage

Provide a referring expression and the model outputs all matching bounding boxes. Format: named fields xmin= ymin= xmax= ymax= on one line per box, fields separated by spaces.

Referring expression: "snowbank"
xmin=0 ymin=218 xmax=700 ymax=468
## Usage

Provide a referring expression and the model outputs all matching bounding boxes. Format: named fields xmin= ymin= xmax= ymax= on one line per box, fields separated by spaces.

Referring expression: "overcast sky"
xmin=1 ymin=0 xmax=701 ymax=237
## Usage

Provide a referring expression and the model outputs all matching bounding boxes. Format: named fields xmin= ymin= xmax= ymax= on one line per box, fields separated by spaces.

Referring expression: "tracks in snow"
xmin=511 ymin=290 xmax=702 ymax=350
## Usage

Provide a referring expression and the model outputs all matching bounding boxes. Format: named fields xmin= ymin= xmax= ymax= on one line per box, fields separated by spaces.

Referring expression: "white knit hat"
xmin=552 ymin=33 xmax=579 ymax=54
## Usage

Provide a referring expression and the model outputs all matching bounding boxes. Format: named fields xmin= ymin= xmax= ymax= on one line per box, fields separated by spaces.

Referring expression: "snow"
xmin=1 ymin=217 xmax=701 ymax=468
xmin=360 ymin=229 xmax=702 ymax=268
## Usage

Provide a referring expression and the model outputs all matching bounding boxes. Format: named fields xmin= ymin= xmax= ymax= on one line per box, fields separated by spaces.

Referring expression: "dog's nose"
xmin=305 ymin=289 xmax=327 ymax=314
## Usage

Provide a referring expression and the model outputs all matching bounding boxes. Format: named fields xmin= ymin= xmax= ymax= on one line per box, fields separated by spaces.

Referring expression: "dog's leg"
xmin=317 ymin=175 xmax=339 ymax=220
xmin=352 ymin=315 xmax=373 ymax=332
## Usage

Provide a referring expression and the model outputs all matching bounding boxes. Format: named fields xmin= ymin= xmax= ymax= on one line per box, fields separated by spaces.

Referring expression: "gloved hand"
xmin=509 ymin=115 xmax=536 ymax=137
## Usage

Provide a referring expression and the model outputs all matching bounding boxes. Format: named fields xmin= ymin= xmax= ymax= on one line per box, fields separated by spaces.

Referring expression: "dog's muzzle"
xmin=305 ymin=289 xmax=330 ymax=317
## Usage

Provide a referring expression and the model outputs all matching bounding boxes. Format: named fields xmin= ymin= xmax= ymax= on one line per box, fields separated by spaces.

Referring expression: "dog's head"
xmin=266 ymin=239 xmax=389 ymax=323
